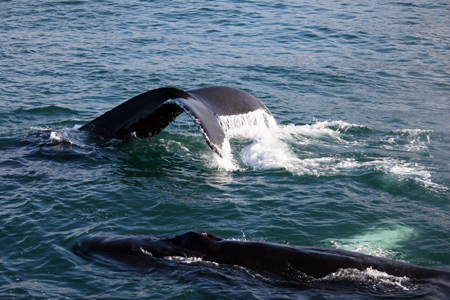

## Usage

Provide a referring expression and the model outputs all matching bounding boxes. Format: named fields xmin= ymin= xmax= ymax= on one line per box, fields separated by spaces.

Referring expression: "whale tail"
xmin=79 ymin=86 xmax=271 ymax=157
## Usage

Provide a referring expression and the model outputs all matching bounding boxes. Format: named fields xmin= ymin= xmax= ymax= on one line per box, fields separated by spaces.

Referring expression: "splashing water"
xmin=219 ymin=109 xmax=278 ymax=138
xmin=44 ymin=110 xmax=439 ymax=191
xmin=49 ymin=125 xmax=85 ymax=145
xmin=213 ymin=111 xmax=440 ymax=191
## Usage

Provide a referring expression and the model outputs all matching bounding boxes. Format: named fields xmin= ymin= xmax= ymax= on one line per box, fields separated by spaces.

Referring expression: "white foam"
xmin=240 ymin=128 xmax=302 ymax=172
xmin=219 ymin=111 xmax=302 ymax=173
xmin=141 ymin=247 xmax=211 ymax=265
xmin=49 ymin=125 xmax=90 ymax=148
xmin=46 ymin=115 xmax=440 ymax=191
xmin=165 ymin=256 xmax=204 ymax=264
xmin=226 ymin=117 xmax=437 ymax=181
xmin=285 ymin=120 xmax=354 ymax=140
xmin=218 ymin=117 xmax=369 ymax=175
xmin=323 ymin=267 xmax=413 ymax=291
xmin=388 ymin=163 xmax=431 ymax=178
xmin=382 ymin=129 xmax=433 ymax=152
xmin=165 ymin=255 xmax=221 ymax=267
xmin=371 ymin=158 xmax=441 ymax=189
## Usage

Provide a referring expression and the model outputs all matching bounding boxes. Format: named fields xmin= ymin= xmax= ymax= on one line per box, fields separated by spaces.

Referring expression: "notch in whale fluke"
xmin=79 ymin=86 xmax=272 ymax=157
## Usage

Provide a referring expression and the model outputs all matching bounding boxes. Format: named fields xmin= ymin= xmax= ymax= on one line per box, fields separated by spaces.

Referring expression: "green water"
xmin=1 ymin=0 xmax=450 ymax=299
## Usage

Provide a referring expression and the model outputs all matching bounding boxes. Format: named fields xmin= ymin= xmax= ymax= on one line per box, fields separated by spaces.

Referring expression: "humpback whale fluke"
xmin=72 ymin=231 xmax=450 ymax=282
xmin=79 ymin=86 xmax=271 ymax=157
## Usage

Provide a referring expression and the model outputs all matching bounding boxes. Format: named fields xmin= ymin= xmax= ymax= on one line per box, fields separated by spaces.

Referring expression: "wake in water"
xmin=44 ymin=106 xmax=441 ymax=191
xmin=211 ymin=110 xmax=443 ymax=192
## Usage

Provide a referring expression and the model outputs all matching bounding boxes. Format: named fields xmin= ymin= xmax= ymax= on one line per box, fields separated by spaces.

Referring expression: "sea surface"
xmin=1 ymin=0 xmax=450 ymax=299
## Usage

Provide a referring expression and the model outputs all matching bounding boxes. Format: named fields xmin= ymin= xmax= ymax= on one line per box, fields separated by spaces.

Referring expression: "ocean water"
xmin=1 ymin=0 xmax=450 ymax=299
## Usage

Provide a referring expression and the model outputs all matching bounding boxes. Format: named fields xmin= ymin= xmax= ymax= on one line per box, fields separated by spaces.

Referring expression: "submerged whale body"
xmin=79 ymin=86 xmax=271 ymax=157
xmin=72 ymin=231 xmax=450 ymax=282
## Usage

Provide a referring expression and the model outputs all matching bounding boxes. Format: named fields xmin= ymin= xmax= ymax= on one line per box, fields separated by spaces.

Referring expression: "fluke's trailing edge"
xmin=79 ymin=86 xmax=271 ymax=157
xmin=72 ymin=231 xmax=450 ymax=282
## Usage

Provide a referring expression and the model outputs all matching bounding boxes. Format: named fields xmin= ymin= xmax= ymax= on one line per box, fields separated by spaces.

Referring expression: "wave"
xmin=14 ymin=105 xmax=78 ymax=116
